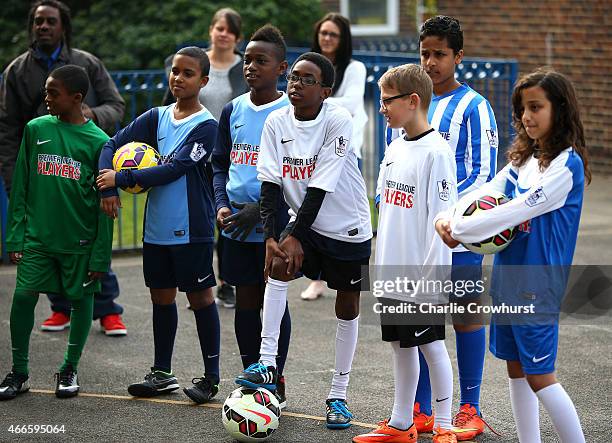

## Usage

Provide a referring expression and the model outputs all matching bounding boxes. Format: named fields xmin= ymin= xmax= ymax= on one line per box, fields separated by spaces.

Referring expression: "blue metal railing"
xmin=0 ymin=48 xmax=518 ymax=257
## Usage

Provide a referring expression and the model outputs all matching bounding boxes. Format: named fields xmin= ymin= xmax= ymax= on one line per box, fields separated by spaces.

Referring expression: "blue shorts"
xmin=489 ymin=316 xmax=558 ymax=374
xmin=143 ymin=242 xmax=216 ymax=293
xmin=450 ymin=251 xmax=484 ymax=301
xmin=221 ymin=237 xmax=266 ymax=286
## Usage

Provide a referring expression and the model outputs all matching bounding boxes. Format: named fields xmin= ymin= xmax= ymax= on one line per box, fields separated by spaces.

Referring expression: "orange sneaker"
xmin=432 ymin=427 xmax=458 ymax=443
xmin=413 ymin=402 xmax=434 ymax=433
xmin=452 ymin=404 xmax=484 ymax=441
xmin=40 ymin=311 xmax=70 ymax=331
xmin=352 ymin=420 xmax=417 ymax=443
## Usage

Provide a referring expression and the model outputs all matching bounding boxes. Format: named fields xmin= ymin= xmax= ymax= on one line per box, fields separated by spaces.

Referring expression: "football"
xmin=222 ymin=387 xmax=281 ymax=442
xmin=112 ymin=141 xmax=160 ymax=194
xmin=460 ymin=192 xmax=517 ymax=254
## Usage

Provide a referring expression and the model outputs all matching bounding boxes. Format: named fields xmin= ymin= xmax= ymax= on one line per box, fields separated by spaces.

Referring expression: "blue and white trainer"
xmin=235 ymin=362 xmax=277 ymax=391
xmin=326 ymin=398 xmax=353 ymax=429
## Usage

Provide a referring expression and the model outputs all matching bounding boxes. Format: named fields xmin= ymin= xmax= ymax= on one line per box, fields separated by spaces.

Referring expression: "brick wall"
xmin=435 ymin=0 xmax=611 ymax=169
xmin=321 ymin=0 xmax=611 ymax=170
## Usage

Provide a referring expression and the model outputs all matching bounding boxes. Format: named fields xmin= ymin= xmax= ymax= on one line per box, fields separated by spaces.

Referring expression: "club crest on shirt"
xmin=437 ymin=179 xmax=451 ymax=201
xmin=335 ymin=136 xmax=348 ymax=157
xmin=190 ymin=142 xmax=206 ymax=162
xmin=525 ymin=186 xmax=547 ymax=207
xmin=486 ymin=129 xmax=499 ymax=149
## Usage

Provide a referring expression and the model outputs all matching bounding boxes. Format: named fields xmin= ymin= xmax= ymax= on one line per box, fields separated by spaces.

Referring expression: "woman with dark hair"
xmin=302 ymin=12 xmax=368 ymax=301
xmin=163 ymin=8 xmax=249 ymax=308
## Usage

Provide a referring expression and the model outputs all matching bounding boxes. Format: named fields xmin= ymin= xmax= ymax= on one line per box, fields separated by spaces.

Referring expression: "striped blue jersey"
xmin=212 ymin=92 xmax=289 ymax=242
xmin=386 ymin=83 xmax=498 ymax=198
xmin=449 ymin=148 xmax=584 ymax=266
xmin=99 ymin=104 xmax=217 ymax=245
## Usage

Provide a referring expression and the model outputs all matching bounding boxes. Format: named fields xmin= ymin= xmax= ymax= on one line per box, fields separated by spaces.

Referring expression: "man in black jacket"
xmin=0 ymin=0 xmax=127 ymax=336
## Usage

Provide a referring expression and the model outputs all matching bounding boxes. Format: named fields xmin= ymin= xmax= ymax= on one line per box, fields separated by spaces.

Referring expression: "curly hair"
xmin=508 ymin=68 xmax=590 ymax=184
xmin=419 ymin=15 xmax=463 ymax=55
xmin=250 ymin=24 xmax=287 ymax=61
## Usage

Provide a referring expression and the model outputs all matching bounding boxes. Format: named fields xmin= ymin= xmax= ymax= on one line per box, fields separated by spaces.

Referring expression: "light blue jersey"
xmin=212 ymin=92 xmax=289 ymax=242
xmin=100 ymin=105 xmax=218 ymax=246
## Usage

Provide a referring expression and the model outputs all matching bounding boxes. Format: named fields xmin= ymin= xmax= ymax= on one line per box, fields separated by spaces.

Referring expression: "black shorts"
xmin=281 ymin=223 xmax=371 ymax=292
xmin=379 ymin=299 xmax=446 ymax=347
xmin=221 ymin=237 xmax=266 ymax=286
xmin=143 ymin=242 xmax=216 ymax=293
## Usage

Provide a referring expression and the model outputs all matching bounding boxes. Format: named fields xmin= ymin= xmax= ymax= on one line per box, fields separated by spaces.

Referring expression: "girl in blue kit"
xmin=436 ymin=68 xmax=588 ymax=442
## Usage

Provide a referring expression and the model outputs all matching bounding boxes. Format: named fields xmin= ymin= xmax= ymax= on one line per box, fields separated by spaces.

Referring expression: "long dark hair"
xmin=28 ymin=0 xmax=72 ymax=50
xmin=508 ymin=68 xmax=590 ymax=184
xmin=311 ymin=13 xmax=352 ymax=96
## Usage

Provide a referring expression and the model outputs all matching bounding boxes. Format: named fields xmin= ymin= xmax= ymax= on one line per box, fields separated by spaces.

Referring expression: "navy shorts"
xmin=281 ymin=223 xmax=371 ymax=292
xmin=143 ymin=242 xmax=216 ymax=293
xmin=221 ymin=237 xmax=266 ymax=286
xmin=450 ymin=251 xmax=484 ymax=302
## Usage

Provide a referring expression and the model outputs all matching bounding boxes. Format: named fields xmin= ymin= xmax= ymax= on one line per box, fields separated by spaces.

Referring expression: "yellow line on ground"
xmin=29 ymin=389 xmax=377 ymax=429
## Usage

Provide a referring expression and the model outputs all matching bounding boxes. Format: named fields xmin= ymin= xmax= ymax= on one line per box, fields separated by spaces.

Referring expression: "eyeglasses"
xmin=379 ymin=92 xmax=413 ymax=111
xmin=286 ymin=73 xmax=322 ymax=87
xmin=319 ymin=30 xmax=341 ymax=39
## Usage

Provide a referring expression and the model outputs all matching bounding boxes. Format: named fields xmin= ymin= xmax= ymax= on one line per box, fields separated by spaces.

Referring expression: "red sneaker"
xmin=413 ymin=402 xmax=434 ymax=433
xmin=40 ymin=312 xmax=70 ymax=331
xmin=101 ymin=314 xmax=127 ymax=336
xmin=452 ymin=404 xmax=484 ymax=441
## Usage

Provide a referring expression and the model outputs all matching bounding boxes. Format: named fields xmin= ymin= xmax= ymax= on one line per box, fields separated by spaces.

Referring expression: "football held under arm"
xmin=450 ymin=156 xmax=575 ymax=243
xmin=115 ymin=121 xmax=217 ymax=189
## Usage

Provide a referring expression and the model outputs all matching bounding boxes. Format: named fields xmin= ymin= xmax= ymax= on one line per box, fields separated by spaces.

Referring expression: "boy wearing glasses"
xmin=353 ymin=64 xmax=457 ymax=443
xmin=235 ymin=52 xmax=372 ymax=430
xmin=385 ymin=16 xmax=498 ymax=439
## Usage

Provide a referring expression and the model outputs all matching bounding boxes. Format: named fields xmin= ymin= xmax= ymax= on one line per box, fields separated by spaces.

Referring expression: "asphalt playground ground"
xmin=1 ymin=175 xmax=611 ymax=443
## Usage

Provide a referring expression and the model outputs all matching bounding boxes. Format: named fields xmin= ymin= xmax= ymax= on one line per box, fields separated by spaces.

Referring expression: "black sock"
xmin=152 ymin=303 xmax=177 ymax=373
xmin=234 ymin=307 xmax=262 ymax=369
xmin=277 ymin=302 xmax=291 ymax=375
xmin=193 ymin=302 xmax=220 ymax=379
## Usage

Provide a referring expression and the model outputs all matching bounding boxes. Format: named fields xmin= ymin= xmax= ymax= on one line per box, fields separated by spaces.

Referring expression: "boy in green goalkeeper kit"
xmin=0 ymin=65 xmax=113 ymax=400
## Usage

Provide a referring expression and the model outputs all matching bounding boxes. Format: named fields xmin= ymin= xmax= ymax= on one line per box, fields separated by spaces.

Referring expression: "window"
xmin=340 ymin=0 xmax=399 ymax=36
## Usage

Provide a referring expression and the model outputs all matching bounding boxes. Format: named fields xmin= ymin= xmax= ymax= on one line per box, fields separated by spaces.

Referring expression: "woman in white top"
xmin=301 ymin=12 xmax=369 ymax=300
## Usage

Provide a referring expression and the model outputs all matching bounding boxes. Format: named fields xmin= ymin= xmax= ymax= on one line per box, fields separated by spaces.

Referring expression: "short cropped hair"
xmin=419 ymin=15 xmax=463 ymax=55
xmin=250 ymin=24 xmax=287 ymax=61
xmin=176 ymin=46 xmax=210 ymax=77
xmin=378 ymin=64 xmax=433 ymax=110
xmin=291 ymin=52 xmax=335 ymax=88
xmin=49 ymin=64 xmax=89 ymax=97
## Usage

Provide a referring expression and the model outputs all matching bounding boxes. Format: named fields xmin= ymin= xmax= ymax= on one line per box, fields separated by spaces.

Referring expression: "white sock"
xmin=259 ymin=278 xmax=288 ymax=368
xmin=388 ymin=342 xmax=419 ymax=430
xmin=420 ymin=340 xmax=453 ymax=430
xmin=536 ymin=383 xmax=585 ymax=443
xmin=509 ymin=378 xmax=541 ymax=443
xmin=328 ymin=316 xmax=359 ymax=400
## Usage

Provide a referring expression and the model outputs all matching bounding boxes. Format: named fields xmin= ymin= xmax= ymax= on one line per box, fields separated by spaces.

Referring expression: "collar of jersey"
xmin=169 ymin=103 xmax=210 ymax=125
xmin=245 ymin=91 xmax=287 ymax=112
xmin=433 ymin=82 xmax=469 ymax=101
xmin=290 ymin=102 xmax=327 ymax=128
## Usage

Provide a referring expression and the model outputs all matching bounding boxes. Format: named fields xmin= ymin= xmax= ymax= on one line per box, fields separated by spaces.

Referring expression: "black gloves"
xmin=223 ymin=201 xmax=261 ymax=241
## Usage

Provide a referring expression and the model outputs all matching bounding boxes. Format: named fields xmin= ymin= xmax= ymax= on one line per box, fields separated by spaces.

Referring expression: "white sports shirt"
xmin=257 ymin=101 xmax=372 ymax=243
xmin=375 ymin=130 xmax=457 ymax=301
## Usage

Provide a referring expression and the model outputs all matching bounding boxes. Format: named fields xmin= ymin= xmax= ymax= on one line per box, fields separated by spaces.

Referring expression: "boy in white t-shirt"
xmin=234 ymin=52 xmax=372 ymax=429
xmin=353 ymin=64 xmax=457 ymax=443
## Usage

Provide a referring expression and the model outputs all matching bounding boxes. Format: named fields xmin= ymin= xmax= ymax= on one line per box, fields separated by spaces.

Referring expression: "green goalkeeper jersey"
xmin=7 ymin=115 xmax=113 ymax=272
